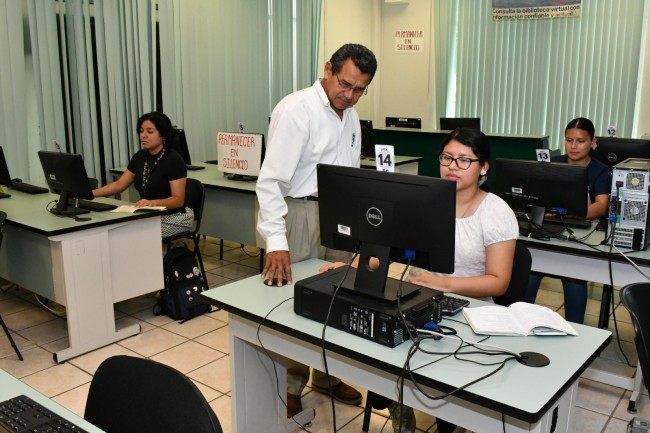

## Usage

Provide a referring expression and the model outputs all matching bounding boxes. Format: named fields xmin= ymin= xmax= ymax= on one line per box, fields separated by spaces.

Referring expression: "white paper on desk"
xmin=375 ymin=144 xmax=395 ymax=172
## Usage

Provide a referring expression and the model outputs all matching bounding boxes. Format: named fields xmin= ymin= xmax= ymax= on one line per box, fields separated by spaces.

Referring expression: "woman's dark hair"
xmin=136 ymin=112 xmax=173 ymax=146
xmin=440 ymin=127 xmax=491 ymax=164
xmin=440 ymin=127 xmax=491 ymax=189
xmin=565 ymin=117 xmax=595 ymax=139
xmin=330 ymin=44 xmax=378 ymax=81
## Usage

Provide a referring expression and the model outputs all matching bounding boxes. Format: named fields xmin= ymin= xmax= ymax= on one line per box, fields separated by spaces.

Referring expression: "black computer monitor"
xmin=439 ymin=117 xmax=481 ymax=131
xmin=385 ymin=117 xmax=421 ymax=129
xmin=495 ymin=158 xmax=588 ymax=221
xmin=38 ymin=151 xmax=94 ymax=216
xmin=317 ymin=163 xmax=456 ymax=302
xmin=359 ymin=120 xmax=374 ymax=158
xmin=168 ymin=128 xmax=205 ymax=170
xmin=592 ymin=136 xmax=650 ymax=167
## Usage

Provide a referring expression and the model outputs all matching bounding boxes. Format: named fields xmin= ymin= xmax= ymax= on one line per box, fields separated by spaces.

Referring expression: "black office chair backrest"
xmin=184 ymin=178 xmax=205 ymax=233
xmin=621 ymin=283 xmax=650 ymax=389
xmin=85 ymin=355 xmax=222 ymax=433
xmin=493 ymin=241 xmax=532 ymax=307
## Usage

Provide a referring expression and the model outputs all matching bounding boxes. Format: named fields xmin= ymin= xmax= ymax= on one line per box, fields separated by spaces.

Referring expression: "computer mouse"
xmin=11 ymin=178 xmax=21 ymax=183
xmin=263 ymin=278 xmax=288 ymax=287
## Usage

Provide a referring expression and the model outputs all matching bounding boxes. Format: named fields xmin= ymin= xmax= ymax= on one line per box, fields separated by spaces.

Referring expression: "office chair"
xmin=163 ymin=178 xmax=207 ymax=281
xmin=620 ymin=283 xmax=650 ymax=410
xmin=362 ymin=241 xmax=532 ymax=431
xmin=493 ymin=241 xmax=532 ymax=307
xmin=85 ymin=355 xmax=223 ymax=433
xmin=0 ymin=211 xmax=23 ymax=361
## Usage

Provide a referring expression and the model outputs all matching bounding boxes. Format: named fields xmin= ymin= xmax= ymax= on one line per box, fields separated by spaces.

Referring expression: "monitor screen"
xmin=360 ymin=119 xmax=374 ymax=158
xmin=317 ymin=163 xmax=456 ymax=301
xmin=168 ymin=128 xmax=193 ymax=165
xmin=385 ymin=117 xmax=421 ymax=129
xmin=495 ymin=158 xmax=589 ymax=218
xmin=216 ymin=132 xmax=265 ymax=181
xmin=592 ymin=136 xmax=650 ymax=167
xmin=38 ymin=151 xmax=94 ymax=216
xmin=439 ymin=117 xmax=481 ymax=131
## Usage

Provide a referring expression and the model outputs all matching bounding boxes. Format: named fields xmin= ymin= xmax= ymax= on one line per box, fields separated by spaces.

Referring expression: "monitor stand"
xmin=226 ymin=173 xmax=257 ymax=182
xmin=336 ymin=243 xmax=421 ymax=304
xmin=52 ymin=192 xmax=90 ymax=216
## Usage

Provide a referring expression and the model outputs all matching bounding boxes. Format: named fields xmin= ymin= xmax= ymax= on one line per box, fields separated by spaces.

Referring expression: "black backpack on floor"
xmin=153 ymin=243 xmax=211 ymax=323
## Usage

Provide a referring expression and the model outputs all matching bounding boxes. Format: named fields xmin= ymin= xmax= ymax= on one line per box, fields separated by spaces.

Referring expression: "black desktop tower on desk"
xmin=609 ymin=158 xmax=650 ymax=250
xmin=294 ymin=267 xmax=441 ymax=347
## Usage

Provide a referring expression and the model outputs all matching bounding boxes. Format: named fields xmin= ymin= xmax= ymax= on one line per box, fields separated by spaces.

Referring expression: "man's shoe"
xmin=388 ymin=401 xmax=416 ymax=433
xmin=311 ymin=381 xmax=362 ymax=405
xmin=287 ymin=393 xmax=302 ymax=418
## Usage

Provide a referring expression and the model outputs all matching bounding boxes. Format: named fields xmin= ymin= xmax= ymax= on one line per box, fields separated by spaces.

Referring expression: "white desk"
xmin=0 ymin=368 xmax=104 ymax=432
xmin=520 ymin=226 xmax=650 ymax=410
xmin=202 ymin=259 xmax=611 ymax=433
xmin=0 ymin=190 xmax=164 ymax=362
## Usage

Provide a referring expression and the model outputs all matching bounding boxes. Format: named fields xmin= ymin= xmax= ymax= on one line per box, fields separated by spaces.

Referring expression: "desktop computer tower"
xmin=608 ymin=158 xmax=650 ymax=250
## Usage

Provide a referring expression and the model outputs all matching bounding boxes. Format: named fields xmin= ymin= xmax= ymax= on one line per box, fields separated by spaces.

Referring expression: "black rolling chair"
xmin=362 ymin=241 xmax=532 ymax=431
xmin=0 ymin=211 xmax=23 ymax=361
xmin=620 ymin=283 xmax=650 ymax=411
xmin=85 ymin=355 xmax=222 ymax=433
xmin=163 ymin=178 xmax=207 ymax=281
xmin=493 ymin=241 xmax=532 ymax=307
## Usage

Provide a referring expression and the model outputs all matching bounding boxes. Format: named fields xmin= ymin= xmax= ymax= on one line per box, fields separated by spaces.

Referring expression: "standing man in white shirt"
xmin=256 ymin=43 xmax=377 ymax=418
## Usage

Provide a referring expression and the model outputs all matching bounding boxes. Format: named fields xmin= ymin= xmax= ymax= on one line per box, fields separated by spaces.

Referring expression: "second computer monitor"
xmin=439 ymin=117 xmax=481 ymax=131
xmin=495 ymin=158 xmax=588 ymax=218
xmin=385 ymin=117 xmax=421 ymax=129
xmin=592 ymin=136 xmax=650 ymax=167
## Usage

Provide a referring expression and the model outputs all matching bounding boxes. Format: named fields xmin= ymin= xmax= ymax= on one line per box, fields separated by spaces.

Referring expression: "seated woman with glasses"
xmin=321 ymin=127 xmax=519 ymax=433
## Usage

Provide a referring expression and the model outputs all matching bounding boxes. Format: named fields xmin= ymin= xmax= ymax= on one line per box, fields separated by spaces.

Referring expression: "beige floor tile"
xmin=187 ymin=356 xmax=231 ymax=394
xmin=68 ymin=344 xmax=143 ymax=376
xmin=150 ymin=340 xmax=225 ymax=374
xmin=4 ymin=306 xmax=61 ymax=332
xmin=162 ymin=314 xmax=226 ymax=339
xmin=570 ymin=406 xmax=609 ymax=433
xmin=210 ymin=394 xmax=232 ymax=433
xmin=0 ymin=346 xmax=57 ymax=378
xmin=18 ymin=319 xmax=68 ymax=346
xmin=52 ymin=382 xmax=91 ymax=418
xmin=577 ymin=378 xmax=627 ymax=416
xmin=117 ymin=327 xmax=188 ymax=357
xmin=21 ymin=362 xmax=92 ymax=398
xmin=194 ymin=325 xmax=231 ymax=354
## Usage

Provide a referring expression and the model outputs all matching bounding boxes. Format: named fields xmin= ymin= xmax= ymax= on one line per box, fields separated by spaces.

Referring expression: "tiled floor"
xmin=0 ymin=236 xmax=648 ymax=432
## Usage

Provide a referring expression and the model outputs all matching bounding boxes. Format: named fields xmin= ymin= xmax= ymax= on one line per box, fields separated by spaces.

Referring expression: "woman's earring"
xmin=480 ymin=170 xmax=487 ymax=176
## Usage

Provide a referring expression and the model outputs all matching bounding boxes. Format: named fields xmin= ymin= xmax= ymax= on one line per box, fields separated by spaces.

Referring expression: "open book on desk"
xmin=111 ymin=205 xmax=166 ymax=213
xmin=462 ymin=302 xmax=579 ymax=336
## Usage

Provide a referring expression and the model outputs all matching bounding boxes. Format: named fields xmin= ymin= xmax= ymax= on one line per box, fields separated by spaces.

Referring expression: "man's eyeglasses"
xmin=439 ymin=154 xmax=480 ymax=170
xmin=335 ymin=75 xmax=368 ymax=96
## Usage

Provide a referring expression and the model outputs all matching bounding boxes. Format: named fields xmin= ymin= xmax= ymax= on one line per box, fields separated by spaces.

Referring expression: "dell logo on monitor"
xmin=366 ymin=207 xmax=383 ymax=226
xmin=607 ymin=153 xmax=618 ymax=163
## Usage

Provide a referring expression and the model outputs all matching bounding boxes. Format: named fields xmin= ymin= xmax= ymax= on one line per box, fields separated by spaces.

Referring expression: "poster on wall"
xmin=394 ymin=30 xmax=424 ymax=53
xmin=493 ymin=0 xmax=581 ymax=21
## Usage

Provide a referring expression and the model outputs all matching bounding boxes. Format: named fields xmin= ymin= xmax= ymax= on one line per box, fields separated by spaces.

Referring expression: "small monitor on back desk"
xmin=385 ymin=117 xmax=421 ymax=129
xmin=439 ymin=117 xmax=481 ymax=131
xmin=169 ymin=128 xmax=205 ymax=171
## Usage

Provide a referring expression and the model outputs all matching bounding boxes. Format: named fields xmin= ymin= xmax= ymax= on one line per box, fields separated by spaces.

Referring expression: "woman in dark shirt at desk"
xmin=93 ymin=112 xmax=193 ymax=237
xmin=525 ymin=117 xmax=611 ymax=324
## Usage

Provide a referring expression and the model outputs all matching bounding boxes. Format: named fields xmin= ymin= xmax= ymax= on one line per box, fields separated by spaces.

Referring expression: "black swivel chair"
xmin=85 ymin=355 xmax=223 ymax=433
xmin=163 ymin=178 xmax=207 ymax=281
xmin=620 ymin=283 xmax=650 ymax=411
xmin=0 ymin=211 xmax=23 ymax=361
xmin=361 ymin=241 xmax=532 ymax=431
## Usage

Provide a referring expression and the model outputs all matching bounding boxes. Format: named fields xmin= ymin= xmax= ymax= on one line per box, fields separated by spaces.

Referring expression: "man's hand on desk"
xmin=262 ymin=250 xmax=292 ymax=286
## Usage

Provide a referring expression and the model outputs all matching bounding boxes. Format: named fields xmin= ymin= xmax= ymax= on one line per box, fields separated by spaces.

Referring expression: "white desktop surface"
xmin=0 ymin=368 xmax=104 ymax=432
xmin=0 ymin=189 xmax=164 ymax=362
xmin=202 ymin=259 xmax=611 ymax=433
xmin=520 ymin=224 xmax=650 ymax=406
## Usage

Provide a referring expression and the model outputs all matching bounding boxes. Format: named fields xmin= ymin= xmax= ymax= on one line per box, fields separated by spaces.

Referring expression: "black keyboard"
xmin=186 ymin=164 xmax=205 ymax=171
xmin=11 ymin=182 xmax=48 ymax=195
xmin=0 ymin=394 xmax=88 ymax=433
xmin=67 ymin=198 xmax=117 ymax=212
xmin=440 ymin=295 xmax=470 ymax=315
xmin=543 ymin=215 xmax=593 ymax=228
